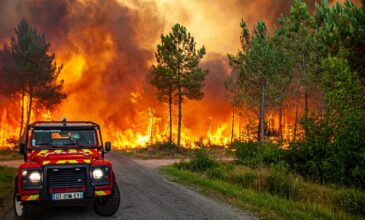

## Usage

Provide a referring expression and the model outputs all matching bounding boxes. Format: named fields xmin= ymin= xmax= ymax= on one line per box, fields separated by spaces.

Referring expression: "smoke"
xmin=0 ymin=0 xmax=360 ymax=142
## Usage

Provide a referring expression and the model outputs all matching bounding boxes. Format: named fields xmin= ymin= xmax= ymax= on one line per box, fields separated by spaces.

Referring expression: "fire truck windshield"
xmin=31 ymin=128 xmax=98 ymax=147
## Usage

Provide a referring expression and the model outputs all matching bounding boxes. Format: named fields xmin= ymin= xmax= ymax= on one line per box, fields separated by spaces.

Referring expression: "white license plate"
xmin=52 ymin=192 xmax=83 ymax=200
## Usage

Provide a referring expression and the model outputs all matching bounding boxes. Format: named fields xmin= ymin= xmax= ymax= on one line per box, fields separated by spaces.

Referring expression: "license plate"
xmin=52 ymin=192 xmax=83 ymax=200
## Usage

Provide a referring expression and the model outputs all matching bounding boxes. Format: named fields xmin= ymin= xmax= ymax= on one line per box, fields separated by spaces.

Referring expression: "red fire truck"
xmin=14 ymin=120 xmax=120 ymax=219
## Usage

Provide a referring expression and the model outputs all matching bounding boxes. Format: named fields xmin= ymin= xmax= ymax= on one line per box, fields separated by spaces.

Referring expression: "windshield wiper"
xmin=64 ymin=143 xmax=86 ymax=148
xmin=37 ymin=143 xmax=57 ymax=148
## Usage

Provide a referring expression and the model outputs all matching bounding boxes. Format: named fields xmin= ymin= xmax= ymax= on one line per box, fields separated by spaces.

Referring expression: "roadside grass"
xmin=117 ymin=148 xmax=189 ymax=159
xmin=118 ymin=143 xmax=230 ymax=160
xmin=161 ymin=165 xmax=363 ymax=220
xmin=0 ymin=166 xmax=17 ymax=218
xmin=0 ymin=149 xmax=23 ymax=161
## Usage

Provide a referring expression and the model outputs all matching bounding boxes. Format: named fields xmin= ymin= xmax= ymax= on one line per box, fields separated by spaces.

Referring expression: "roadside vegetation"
xmin=118 ymin=142 xmax=229 ymax=160
xmin=140 ymin=2 xmax=365 ymax=218
xmin=0 ymin=148 xmax=23 ymax=161
xmin=151 ymin=0 xmax=364 ymax=190
xmin=118 ymin=142 xmax=189 ymax=159
xmin=0 ymin=166 xmax=17 ymax=218
xmin=162 ymin=147 xmax=364 ymax=220
xmin=224 ymin=0 xmax=365 ymax=190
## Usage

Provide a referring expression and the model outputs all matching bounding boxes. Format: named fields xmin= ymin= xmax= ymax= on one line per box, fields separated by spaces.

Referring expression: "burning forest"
xmin=1 ymin=1 xmax=364 ymax=218
xmin=0 ymin=0 xmax=363 ymax=149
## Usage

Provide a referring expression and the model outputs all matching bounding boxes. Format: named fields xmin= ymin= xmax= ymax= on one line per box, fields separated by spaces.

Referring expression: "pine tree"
xmin=150 ymin=65 xmax=176 ymax=143
xmin=151 ymin=24 xmax=208 ymax=147
xmin=281 ymin=0 xmax=315 ymax=140
xmin=229 ymin=21 xmax=289 ymax=142
xmin=2 ymin=19 xmax=66 ymax=141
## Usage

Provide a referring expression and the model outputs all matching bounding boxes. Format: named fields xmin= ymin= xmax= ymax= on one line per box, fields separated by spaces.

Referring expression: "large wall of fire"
xmin=0 ymin=0 xmax=360 ymax=148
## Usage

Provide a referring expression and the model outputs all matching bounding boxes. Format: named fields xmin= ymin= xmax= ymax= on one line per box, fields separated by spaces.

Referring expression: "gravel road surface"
xmin=5 ymin=152 xmax=255 ymax=220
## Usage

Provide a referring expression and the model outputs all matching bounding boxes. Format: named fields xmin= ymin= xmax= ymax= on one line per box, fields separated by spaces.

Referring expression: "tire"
xmin=93 ymin=182 xmax=120 ymax=217
xmin=13 ymin=176 xmax=40 ymax=220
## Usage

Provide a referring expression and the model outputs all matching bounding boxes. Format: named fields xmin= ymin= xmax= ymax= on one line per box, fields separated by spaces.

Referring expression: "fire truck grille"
xmin=47 ymin=167 xmax=87 ymax=188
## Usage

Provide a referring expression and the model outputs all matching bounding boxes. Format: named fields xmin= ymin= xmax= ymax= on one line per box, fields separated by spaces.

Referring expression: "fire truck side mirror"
xmin=19 ymin=143 xmax=26 ymax=154
xmin=105 ymin=142 xmax=111 ymax=152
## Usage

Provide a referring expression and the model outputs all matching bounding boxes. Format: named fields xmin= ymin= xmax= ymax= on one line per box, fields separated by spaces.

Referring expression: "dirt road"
xmin=6 ymin=152 xmax=255 ymax=220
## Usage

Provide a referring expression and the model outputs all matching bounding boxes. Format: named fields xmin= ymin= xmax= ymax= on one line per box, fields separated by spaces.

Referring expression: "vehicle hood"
xmin=27 ymin=148 xmax=102 ymax=166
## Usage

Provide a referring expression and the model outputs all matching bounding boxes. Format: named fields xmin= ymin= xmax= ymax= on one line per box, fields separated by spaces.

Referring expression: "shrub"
xmin=288 ymin=55 xmax=365 ymax=189
xmin=145 ymin=142 xmax=186 ymax=154
xmin=243 ymin=172 xmax=257 ymax=188
xmin=188 ymin=148 xmax=218 ymax=172
xmin=232 ymin=172 xmax=257 ymax=189
xmin=336 ymin=189 xmax=365 ymax=216
xmin=262 ymin=145 xmax=287 ymax=165
xmin=233 ymin=141 xmax=286 ymax=168
xmin=233 ymin=141 xmax=262 ymax=167
xmin=174 ymin=161 xmax=191 ymax=170
xmin=289 ymin=113 xmax=365 ymax=188
xmin=207 ymin=167 xmax=224 ymax=180
xmin=269 ymin=162 xmax=296 ymax=199
xmin=221 ymin=163 xmax=234 ymax=172
xmin=157 ymin=142 xmax=181 ymax=152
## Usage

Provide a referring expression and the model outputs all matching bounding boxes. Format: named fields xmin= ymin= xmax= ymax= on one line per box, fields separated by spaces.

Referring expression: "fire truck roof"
xmin=29 ymin=121 xmax=100 ymax=128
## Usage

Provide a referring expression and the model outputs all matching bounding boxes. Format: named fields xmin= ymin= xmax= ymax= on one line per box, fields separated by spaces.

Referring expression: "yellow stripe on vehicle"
xmin=27 ymin=195 xmax=39 ymax=201
xmin=43 ymin=161 xmax=50 ymax=165
xmin=54 ymin=160 xmax=81 ymax=164
xmin=38 ymin=150 xmax=49 ymax=155
xmin=54 ymin=149 xmax=62 ymax=154
xmin=95 ymin=191 xmax=107 ymax=196
xmin=82 ymin=149 xmax=92 ymax=154
xmin=68 ymin=149 xmax=77 ymax=153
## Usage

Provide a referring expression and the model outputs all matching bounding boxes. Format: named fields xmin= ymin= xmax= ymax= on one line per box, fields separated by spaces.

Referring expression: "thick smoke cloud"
xmin=0 ymin=0 xmax=360 ymax=141
xmin=1 ymin=0 xmax=162 ymax=131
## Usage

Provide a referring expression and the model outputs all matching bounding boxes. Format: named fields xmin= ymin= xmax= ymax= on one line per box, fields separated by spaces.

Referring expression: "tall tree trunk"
xmin=23 ymin=90 xmax=33 ymax=139
xmin=259 ymin=85 xmax=265 ymax=142
xmin=177 ymin=90 xmax=182 ymax=147
xmin=257 ymin=119 xmax=261 ymax=142
xmin=303 ymin=54 xmax=309 ymax=137
xmin=177 ymin=71 xmax=182 ymax=147
xmin=279 ymin=104 xmax=283 ymax=141
xmin=168 ymin=87 xmax=172 ymax=143
xmin=231 ymin=104 xmax=235 ymax=144
xmin=150 ymin=115 xmax=155 ymax=144
xmin=18 ymin=89 xmax=25 ymax=143
xmin=304 ymin=87 xmax=309 ymax=136
xmin=238 ymin=113 xmax=241 ymax=141
xmin=293 ymin=92 xmax=299 ymax=142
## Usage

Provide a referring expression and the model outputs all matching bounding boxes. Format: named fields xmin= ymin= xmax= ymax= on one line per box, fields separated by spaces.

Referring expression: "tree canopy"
xmin=0 ymin=19 xmax=66 ymax=141
xmin=226 ymin=0 xmax=365 ymax=188
xmin=151 ymin=23 xmax=208 ymax=146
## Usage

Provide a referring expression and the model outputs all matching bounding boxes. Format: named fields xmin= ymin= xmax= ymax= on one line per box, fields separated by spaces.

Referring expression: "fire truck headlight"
xmin=22 ymin=170 xmax=28 ymax=176
xmin=29 ymin=171 xmax=42 ymax=183
xmin=92 ymin=168 xmax=104 ymax=180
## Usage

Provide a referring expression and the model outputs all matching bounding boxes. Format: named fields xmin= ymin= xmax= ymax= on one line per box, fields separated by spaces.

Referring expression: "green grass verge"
xmin=117 ymin=146 xmax=229 ymax=160
xmin=161 ymin=166 xmax=360 ymax=220
xmin=0 ymin=149 xmax=23 ymax=161
xmin=116 ymin=149 xmax=188 ymax=160
xmin=0 ymin=166 xmax=17 ymax=218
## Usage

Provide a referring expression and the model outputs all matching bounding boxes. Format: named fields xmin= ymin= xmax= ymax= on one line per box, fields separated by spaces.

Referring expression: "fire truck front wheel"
xmin=93 ymin=182 xmax=120 ymax=217
xmin=13 ymin=177 xmax=40 ymax=220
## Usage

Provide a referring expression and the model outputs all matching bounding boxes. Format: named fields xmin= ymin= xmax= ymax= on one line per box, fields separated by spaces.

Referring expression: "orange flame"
xmin=0 ymin=0 xmax=309 ymax=149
